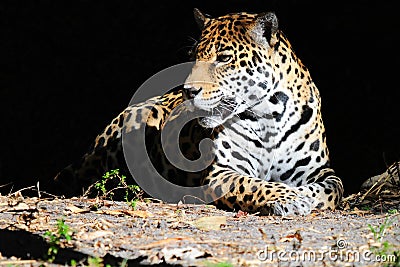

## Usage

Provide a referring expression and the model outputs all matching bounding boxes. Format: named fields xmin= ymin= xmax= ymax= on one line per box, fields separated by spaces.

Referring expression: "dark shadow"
xmin=0 ymin=229 xmax=182 ymax=266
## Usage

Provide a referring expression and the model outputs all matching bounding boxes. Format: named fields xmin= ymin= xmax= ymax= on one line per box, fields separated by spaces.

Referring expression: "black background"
xmin=0 ymin=0 xmax=399 ymax=195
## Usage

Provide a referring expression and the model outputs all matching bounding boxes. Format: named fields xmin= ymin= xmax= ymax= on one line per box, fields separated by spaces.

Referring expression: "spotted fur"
xmin=55 ymin=9 xmax=344 ymax=216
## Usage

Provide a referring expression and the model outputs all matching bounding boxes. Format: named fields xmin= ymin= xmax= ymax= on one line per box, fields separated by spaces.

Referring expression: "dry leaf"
xmin=346 ymin=209 xmax=371 ymax=216
xmin=96 ymin=210 xmax=125 ymax=216
xmin=134 ymin=237 xmax=191 ymax=249
xmin=307 ymin=227 xmax=323 ymax=234
xmin=258 ymin=228 xmax=268 ymax=240
xmin=97 ymin=219 xmax=116 ymax=228
xmin=192 ymin=216 xmax=226 ymax=231
xmin=122 ymin=209 xmax=154 ymax=218
xmin=234 ymin=210 xmax=248 ymax=218
xmin=11 ymin=202 xmax=30 ymax=210
xmin=96 ymin=209 xmax=153 ymax=218
xmin=66 ymin=205 xmax=88 ymax=213
xmin=80 ymin=230 xmax=113 ymax=240
xmin=279 ymin=230 xmax=303 ymax=243
xmin=161 ymin=247 xmax=208 ymax=261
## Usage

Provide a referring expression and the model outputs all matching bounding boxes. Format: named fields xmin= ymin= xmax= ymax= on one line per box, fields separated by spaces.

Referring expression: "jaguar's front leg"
xmin=203 ymin=165 xmax=313 ymax=216
xmin=297 ymin=167 xmax=344 ymax=210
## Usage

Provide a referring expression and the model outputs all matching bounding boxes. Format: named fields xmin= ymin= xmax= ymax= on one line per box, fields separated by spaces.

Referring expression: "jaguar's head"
xmin=184 ymin=8 xmax=281 ymax=128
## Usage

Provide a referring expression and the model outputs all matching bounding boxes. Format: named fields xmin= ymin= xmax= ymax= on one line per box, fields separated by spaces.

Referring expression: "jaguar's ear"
xmin=254 ymin=12 xmax=279 ymax=47
xmin=193 ymin=8 xmax=211 ymax=30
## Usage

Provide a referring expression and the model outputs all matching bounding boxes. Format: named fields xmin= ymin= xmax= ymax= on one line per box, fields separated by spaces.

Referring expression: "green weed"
xmin=95 ymin=169 xmax=142 ymax=209
xmin=368 ymin=216 xmax=399 ymax=266
xmin=368 ymin=217 xmax=392 ymax=242
xmin=42 ymin=218 xmax=73 ymax=262
xmin=388 ymin=209 xmax=398 ymax=214
xmin=204 ymin=261 xmax=234 ymax=267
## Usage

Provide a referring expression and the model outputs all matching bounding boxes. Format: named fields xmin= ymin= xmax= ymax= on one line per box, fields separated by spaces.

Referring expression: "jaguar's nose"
xmin=182 ymin=85 xmax=202 ymax=100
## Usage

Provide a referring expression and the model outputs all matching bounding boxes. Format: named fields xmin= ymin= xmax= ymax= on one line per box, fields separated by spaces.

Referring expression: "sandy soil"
xmin=0 ymin=195 xmax=399 ymax=267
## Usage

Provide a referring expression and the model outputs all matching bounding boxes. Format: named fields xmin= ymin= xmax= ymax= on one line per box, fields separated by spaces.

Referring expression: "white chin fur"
xmin=198 ymin=116 xmax=223 ymax=128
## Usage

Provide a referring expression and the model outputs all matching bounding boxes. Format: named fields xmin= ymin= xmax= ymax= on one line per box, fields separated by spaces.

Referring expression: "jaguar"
xmin=54 ymin=9 xmax=344 ymax=216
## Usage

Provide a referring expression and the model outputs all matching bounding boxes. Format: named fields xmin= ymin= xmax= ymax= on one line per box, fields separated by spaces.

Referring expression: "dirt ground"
xmin=0 ymin=193 xmax=399 ymax=267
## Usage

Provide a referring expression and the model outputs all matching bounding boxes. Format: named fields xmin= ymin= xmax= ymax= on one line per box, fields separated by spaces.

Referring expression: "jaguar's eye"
xmin=216 ymin=54 xmax=232 ymax=63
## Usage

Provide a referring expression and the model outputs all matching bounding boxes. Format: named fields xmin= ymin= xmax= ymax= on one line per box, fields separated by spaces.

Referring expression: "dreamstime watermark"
xmin=256 ymin=239 xmax=398 ymax=263
xmin=122 ymin=61 xmax=276 ymax=203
